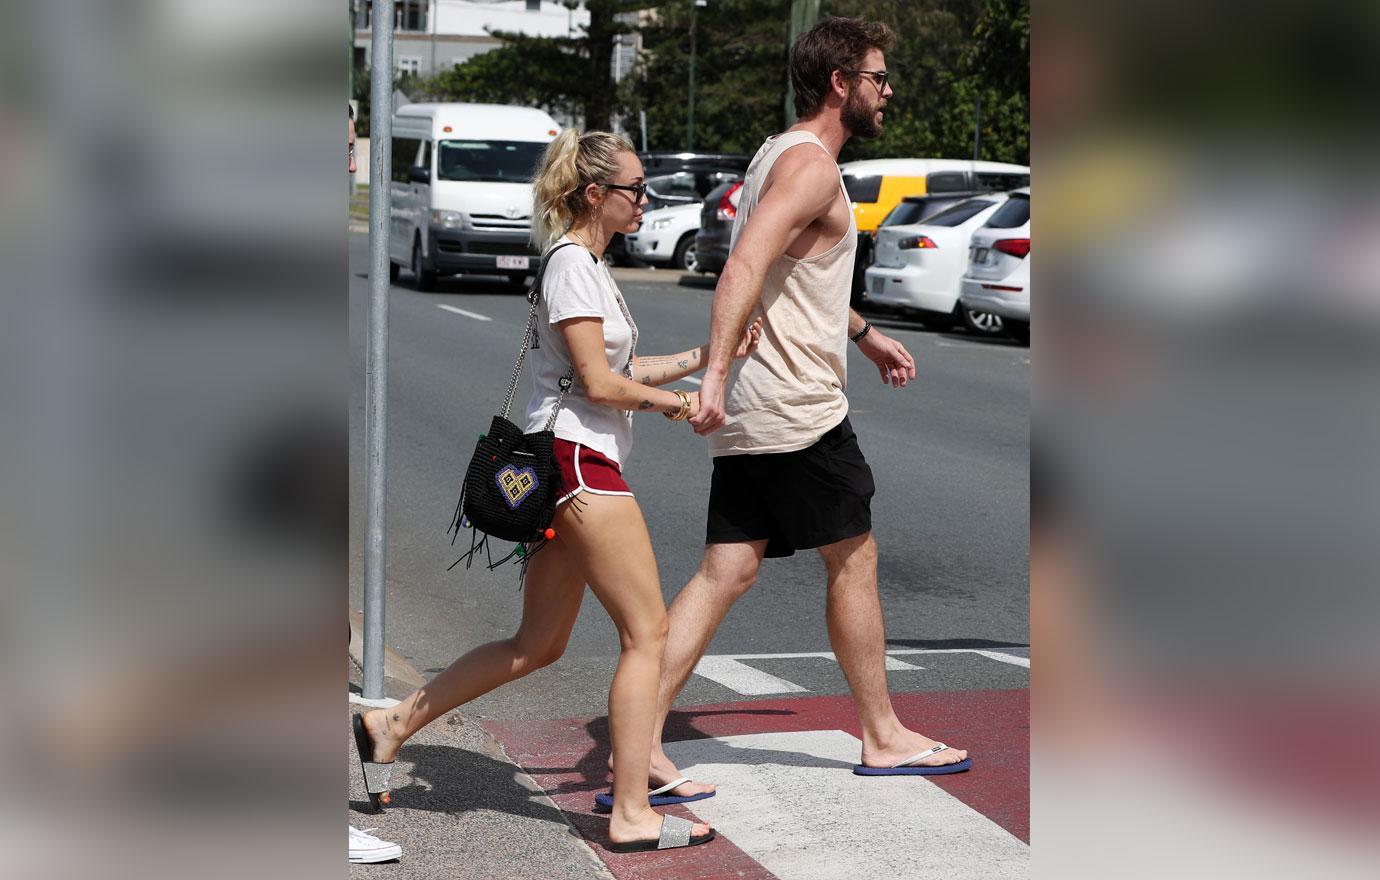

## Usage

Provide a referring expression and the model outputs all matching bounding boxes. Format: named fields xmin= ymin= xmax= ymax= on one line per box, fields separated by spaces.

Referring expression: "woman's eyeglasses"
xmin=604 ymin=182 xmax=647 ymax=201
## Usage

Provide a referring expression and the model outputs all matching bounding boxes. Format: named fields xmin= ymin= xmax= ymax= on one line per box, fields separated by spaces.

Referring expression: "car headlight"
xmin=649 ymin=218 xmax=672 ymax=231
xmin=431 ymin=209 xmax=466 ymax=229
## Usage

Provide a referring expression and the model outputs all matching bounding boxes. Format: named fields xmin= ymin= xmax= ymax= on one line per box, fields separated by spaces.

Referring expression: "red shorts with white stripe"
xmin=553 ymin=439 xmax=633 ymax=506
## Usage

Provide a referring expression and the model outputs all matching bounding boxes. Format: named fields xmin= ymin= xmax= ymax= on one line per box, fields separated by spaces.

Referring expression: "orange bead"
xmin=544 ymin=528 xmax=556 ymax=540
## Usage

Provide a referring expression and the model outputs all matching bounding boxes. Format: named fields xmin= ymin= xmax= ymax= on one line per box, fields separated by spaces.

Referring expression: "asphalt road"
xmin=348 ymin=232 xmax=1029 ymax=721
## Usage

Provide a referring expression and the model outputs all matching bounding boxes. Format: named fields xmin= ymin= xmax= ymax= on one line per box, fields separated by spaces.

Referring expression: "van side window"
xmin=391 ymin=137 xmax=421 ymax=183
xmin=925 ymin=171 xmax=968 ymax=193
xmin=420 ymin=140 xmax=432 ymax=175
xmin=975 ymin=172 xmax=1030 ymax=191
xmin=843 ymin=175 xmax=882 ymax=203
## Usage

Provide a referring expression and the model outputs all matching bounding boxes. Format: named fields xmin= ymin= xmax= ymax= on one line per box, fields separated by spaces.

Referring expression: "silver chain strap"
xmin=499 ymin=242 xmax=577 ymax=423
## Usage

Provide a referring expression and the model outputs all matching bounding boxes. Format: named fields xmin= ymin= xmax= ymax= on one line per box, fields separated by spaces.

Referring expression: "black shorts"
xmin=706 ymin=417 xmax=875 ymax=558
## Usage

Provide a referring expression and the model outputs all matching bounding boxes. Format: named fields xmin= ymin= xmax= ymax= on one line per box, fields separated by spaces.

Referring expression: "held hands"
xmin=858 ymin=327 xmax=917 ymax=388
xmin=734 ymin=318 xmax=763 ymax=359
xmin=690 ymin=372 xmax=726 ymax=435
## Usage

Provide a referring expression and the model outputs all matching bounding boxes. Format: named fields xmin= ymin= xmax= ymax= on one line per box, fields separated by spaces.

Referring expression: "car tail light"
xmin=993 ymin=238 xmax=1030 ymax=258
xmin=898 ymin=235 xmax=938 ymax=250
xmin=717 ymin=181 xmax=743 ymax=221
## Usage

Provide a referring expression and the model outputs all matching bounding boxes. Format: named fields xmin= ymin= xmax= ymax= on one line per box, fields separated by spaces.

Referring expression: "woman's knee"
xmin=510 ymin=633 xmax=567 ymax=673
xmin=620 ymin=608 xmax=669 ymax=653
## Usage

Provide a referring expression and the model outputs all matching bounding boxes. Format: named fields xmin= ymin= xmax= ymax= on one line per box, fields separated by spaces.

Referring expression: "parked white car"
xmin=864 ymin=194 xmax=1011 ymax=335
xmin=960 ymin=188 xmax=1031 ymax=344
xmin=624 ymin=202 xmax=703 ymax=271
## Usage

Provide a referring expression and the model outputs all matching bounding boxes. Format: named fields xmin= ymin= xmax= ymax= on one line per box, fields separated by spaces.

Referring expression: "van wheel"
xmin=960 ymin=307 xmax=1004 ymax=336
xmin=673 ymin=234 xmax=699 ymax=272
xmin=412 ymin=238 xmax=436 ymax=291
xmin=389 ymin=262 xmax=400 ymax=284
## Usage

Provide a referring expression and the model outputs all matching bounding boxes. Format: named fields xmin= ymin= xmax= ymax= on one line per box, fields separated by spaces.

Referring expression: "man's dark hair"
xmin=348 ymin=103 xmax=355 ymax=119
xmin=790 ymin=17 xmax=896 ymax=119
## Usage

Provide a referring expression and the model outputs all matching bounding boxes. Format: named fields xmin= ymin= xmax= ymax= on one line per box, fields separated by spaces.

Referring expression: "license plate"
xmin=496 ymin=255 xmax=529 ymax=270
xmin=973 ymin=247 xmax=990 ymax=264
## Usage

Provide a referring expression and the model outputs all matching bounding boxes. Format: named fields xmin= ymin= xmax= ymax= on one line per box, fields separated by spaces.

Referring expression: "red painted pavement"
xmin=483 ymin=688 xmax=1028 ymax=878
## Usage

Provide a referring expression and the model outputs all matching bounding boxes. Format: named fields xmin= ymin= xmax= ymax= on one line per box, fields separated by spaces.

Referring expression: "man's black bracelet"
xmin=850 ymin=321 xmax=872 ymax=344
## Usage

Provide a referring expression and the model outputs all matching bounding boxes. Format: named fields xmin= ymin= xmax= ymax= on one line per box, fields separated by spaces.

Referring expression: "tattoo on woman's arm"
xmin=677 ymin=358 xmax=689 ymax=369
xmin=638 ymin=400 xmax=654 ymax=410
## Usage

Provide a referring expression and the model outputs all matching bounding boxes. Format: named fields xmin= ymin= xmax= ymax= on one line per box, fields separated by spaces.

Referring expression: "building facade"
xmin=352 ymin=1 xmax=592 ymax=79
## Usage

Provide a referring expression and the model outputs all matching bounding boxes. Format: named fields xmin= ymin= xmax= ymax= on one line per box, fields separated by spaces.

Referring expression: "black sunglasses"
xmin=604 ymin=181 xmax=647 ymax=201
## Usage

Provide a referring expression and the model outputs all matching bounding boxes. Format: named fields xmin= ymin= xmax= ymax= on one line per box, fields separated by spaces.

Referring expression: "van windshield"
xmin=437 ymin=140 xmax=546 ymax=183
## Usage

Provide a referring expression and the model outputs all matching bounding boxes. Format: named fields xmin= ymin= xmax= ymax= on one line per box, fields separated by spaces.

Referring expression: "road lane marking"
xmin=437 ymin=304 xmax=493 ymax=322
xmin=666 ymin=729 xmax=1028 ymax=879
xmin=692 ymin=648 xmax=1027 ymax=695
xmin=682 ymin=375 xmax=702 ymax=385
xmin=692 ymin=656 xmax=808 ymax=695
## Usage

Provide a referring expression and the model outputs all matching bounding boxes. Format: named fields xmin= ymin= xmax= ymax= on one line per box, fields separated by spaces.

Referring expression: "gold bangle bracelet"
xmin=673 ymin=389 xmax=692 ymax=421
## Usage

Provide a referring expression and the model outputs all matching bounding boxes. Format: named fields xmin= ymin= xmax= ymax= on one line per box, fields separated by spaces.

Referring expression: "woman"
xmin=353 ymin=129 xmax=760 ymax=852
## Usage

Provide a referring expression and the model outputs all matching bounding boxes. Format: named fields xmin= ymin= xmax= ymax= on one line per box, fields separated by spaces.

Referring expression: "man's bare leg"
xmin=819 ymin=532 xmax=969 ymax=768
xmin=609 ymin=540 xmax=767 ymax=796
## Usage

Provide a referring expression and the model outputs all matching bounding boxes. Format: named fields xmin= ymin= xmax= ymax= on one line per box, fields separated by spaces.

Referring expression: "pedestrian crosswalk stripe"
xmin=666 ymin=729 xmax=1028 ymax=879
xmin=691 ymin=648 xmax=1028 ymax=695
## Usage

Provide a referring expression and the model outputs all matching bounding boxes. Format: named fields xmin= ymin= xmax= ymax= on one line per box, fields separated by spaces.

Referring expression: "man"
xmin=638 ymin=17 xmax=971 ymax=804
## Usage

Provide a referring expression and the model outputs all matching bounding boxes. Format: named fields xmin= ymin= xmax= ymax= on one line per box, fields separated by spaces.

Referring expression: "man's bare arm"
xmin=701 ymin=150 xmax=840 ymax=381
xmin=690 ymin=149 xmax=841 ymax=435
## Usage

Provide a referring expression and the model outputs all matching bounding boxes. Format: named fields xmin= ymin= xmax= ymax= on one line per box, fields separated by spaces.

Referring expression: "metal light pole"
xmin=784 ymin=0 xmax=819 ymax=126
xmin=363 ymin=0 xmax=394 ymax=701
xmin=973 ymin=93 xmax=982 ymax=161
xmin=687 ymin=1 xmax=704 ymax=151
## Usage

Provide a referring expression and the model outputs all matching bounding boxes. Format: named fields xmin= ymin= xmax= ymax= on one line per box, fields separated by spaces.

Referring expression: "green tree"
xmin=629 ymin=0 xmax=787 ymax=153
xmin=415 ymin=0 xmax=638 ymax=130
xmin=822 ymin=0 xmax=1029 ymax=164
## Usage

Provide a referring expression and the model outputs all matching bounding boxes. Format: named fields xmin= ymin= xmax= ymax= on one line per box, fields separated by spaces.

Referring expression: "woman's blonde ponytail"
xmin=531 ymin=128 xmax=636 ymax=250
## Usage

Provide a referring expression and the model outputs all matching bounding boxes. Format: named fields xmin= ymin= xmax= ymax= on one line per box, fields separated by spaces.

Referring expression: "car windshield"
xmin=984 ymin=193 xmax=1030 ymax=228
xmin=437 ymin=140 xmax=546 ymax=183
xmin=921 ymin=199 xmax=997 ymax=228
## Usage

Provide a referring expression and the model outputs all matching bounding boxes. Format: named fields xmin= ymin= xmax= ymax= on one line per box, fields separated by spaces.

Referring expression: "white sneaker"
xmin=349 ymin=825 xmax=402 ymax=863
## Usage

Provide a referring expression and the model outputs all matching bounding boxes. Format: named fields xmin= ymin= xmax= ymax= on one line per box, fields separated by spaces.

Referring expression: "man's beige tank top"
xmin=709 ymin=131 xmax=857 ymax=457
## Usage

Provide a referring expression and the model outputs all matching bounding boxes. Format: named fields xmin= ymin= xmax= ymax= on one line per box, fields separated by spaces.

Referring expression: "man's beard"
xmin=841 ymin=88 xmax=883 ymax=138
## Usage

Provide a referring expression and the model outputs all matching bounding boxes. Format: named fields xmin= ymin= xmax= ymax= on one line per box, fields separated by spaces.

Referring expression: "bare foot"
xmin=360 ymin=707 xmax=407 ymax=763
xmin=606 ymin=748 xmax=717 ymax=798
xmin=608 ymin=806 xmax=712 ymax=847
xmin=861 ymin=730 xmax=968 ymax=769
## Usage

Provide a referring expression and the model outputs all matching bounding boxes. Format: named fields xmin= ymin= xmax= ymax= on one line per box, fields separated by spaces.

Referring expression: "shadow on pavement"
xmin=676 ymin=274 xmax=717 ymax=290
xmin=356 ymin=742 xmax=576 ymax=828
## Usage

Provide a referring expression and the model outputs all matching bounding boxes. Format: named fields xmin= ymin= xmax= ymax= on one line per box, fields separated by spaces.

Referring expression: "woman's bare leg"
xmin=361 ymin=536 xmax=586 ymax=760
xmin=553 ymin=493 xmax=711 ymax=845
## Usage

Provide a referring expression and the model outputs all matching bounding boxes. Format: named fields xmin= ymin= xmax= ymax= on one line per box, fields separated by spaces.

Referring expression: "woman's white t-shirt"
xmin=523 ymin=237 xmax=638 ymax=466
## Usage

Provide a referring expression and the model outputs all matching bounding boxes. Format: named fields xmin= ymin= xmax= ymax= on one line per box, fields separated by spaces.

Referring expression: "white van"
xmin=388 ymin=103 xmax=560 ymax=289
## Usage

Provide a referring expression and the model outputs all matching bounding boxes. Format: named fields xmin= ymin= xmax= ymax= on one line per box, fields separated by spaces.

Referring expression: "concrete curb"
xmin=348 ymin=607 xmax=426 ymax=689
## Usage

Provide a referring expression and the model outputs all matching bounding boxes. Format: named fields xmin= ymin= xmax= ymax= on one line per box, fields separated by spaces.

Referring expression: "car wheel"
xmin=411 ymin=238 xmax=436 ymax=292
xmin=389 ymin=262 xmax=400 ymax=284
xmin=960 ymin=306 xmax=1004 ymax=336
xmin=917 ymin=305 xmax=958 ymax=331
xmin=1005 ymin=319 xmax=1030 ymax=345
xmin=673 ymin=234 xmax=699 ymax=272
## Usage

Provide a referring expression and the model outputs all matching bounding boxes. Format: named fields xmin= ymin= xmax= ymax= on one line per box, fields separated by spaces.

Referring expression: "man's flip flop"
xmin=352 ymin=713 xmax=394 ymax=811
xmin=593 ymin=776 xmax=715 ymax=812
xmin=608 ymin=814 xmax=716 ymax=854
xmin=852 ymin=743 xmax=973 ymax=776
